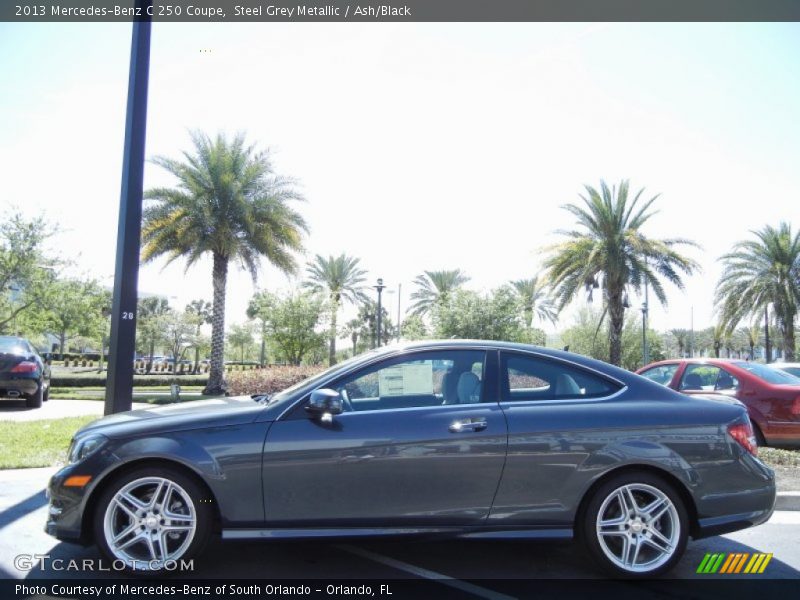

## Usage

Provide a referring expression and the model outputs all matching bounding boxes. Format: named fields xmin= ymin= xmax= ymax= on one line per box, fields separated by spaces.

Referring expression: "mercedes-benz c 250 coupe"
xmin=46 ymin=341 xmax=775 ymax=577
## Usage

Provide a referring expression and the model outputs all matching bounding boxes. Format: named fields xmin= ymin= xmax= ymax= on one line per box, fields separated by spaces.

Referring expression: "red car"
xmin=637 ymin=358 xmax=800 ymax=448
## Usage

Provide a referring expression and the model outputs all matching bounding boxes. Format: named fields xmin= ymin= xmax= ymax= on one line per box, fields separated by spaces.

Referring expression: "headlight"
xmin=67 ymin=434 xmax=107 ymax=464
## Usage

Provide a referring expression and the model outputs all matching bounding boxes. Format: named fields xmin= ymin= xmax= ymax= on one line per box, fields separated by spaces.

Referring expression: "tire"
xmin=93 ymin=466 xmax=212 ymax=574
xmin=25 ymin=385 xmax=43 ymax=408
xmin=581 ymin=472 xmax=689 ymax=578
xmin=753 ymin=422 xmax=767 ymax=448
xmin=43 ymin=385 xmax=49 ymax=402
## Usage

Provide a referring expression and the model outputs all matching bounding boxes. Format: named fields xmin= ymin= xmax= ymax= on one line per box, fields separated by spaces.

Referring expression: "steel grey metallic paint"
xmin=46 ymin=340 xmax=775 ymax=546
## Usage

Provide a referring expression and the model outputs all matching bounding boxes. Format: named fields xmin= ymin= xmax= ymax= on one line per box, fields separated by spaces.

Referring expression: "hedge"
xmin=226 ymin=365 xmax=324 ymax=396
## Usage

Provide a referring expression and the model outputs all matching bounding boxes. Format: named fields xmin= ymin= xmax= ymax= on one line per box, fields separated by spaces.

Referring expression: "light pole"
xmin=641 ymin=275 xmax=649 ymax=366
xmin=374 ymin=278 xmax=386 ymax=347
xmin=396 ymin=282 xmax=402 ymax=342
xmin=764 ymin=304 xmax=771 ymax=363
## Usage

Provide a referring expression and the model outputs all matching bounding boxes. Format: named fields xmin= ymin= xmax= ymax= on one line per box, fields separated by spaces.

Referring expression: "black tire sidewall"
xmin=92 ymin=466 xmax=212 ymax=574
xmin=581 ymin=472 xmax=689 ymax=578
xmin=25 ymin=384 xmax=43 ymax=408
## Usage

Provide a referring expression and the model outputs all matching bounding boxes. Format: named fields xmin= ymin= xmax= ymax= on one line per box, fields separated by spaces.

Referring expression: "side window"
xmin=332 ymin=350 xmax=486 ymax=412
xmin=639 ymin=364 xmax=679 ymax=386
xmin=679 ymin=364 xmax=740 ymax=391
xmin=501 ymin=352 xmax=620 ymax=401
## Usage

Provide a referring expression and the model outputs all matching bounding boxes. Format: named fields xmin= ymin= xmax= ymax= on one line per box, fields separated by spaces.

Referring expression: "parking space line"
xmin=338 ymin=544 xmax=517 ymax=600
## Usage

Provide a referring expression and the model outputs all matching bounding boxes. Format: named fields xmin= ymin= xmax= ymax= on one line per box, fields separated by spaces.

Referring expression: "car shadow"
xmin=0 ymin=400 xmax=36 ymax=412
xmin=0 ymin=490 xmax=47 ymax=529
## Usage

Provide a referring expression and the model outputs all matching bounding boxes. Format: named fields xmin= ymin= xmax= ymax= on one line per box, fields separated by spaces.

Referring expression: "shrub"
xmin=226 ymin=365 xmax=324 ymax=396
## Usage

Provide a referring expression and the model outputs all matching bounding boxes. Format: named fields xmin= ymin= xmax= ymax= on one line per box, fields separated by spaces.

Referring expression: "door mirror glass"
xmin=306 ymin=388 xmax=343 ymax=418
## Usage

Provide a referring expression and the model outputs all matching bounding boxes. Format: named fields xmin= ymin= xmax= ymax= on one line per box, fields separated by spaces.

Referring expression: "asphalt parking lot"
xmin=0 ymin=400 xmax=151 ymax=422
xmin=1 ymin=468 xmax=798 ymax=598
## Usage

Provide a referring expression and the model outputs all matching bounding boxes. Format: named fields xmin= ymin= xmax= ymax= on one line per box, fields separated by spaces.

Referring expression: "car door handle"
xmin=449 ymin=418 xmax=488 ymax=433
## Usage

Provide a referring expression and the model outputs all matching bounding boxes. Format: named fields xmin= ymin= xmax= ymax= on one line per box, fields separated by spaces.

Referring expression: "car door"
xmin=261 ymin=348 xmax=508 ymax=526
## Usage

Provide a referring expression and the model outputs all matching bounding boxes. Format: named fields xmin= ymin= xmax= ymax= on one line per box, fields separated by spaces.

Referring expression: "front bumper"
xmin=45 ymin=449 xmax=117 ymax=545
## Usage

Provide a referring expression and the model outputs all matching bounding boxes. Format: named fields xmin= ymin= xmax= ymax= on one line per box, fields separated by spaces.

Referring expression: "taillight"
xmin=792 ymin=396 xmax=800 ymax=416
xmin=728 ymin=422 xmax=758 ymax=456
xmin=10 ymin=361 xmax=38 ymax=374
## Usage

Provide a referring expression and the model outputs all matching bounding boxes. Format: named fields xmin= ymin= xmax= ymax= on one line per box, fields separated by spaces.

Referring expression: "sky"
xmin=2 ymin=22 xmax=799 ymax=338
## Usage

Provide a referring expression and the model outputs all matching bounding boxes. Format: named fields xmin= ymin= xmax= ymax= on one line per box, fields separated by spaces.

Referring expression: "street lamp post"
xmin=641 ymin=275 xmax=649 ymax=366
xmin=764 ymin=304 xmax=771 ymax=363
xmin=374 ymin=278 xmax=386 ymax=347
xmin=396 ymin=282 xmax=402 ymax=342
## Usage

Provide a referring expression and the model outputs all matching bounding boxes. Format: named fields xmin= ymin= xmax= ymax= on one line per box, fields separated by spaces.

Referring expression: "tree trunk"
xmin=146 ymin=338 xmax=155 ymax=374
xmin=204 ymin=253 xmax=228 ymax=395
xmin=784 ymin=319 xmax=796 ymax=362
xmin=328 ymin=302 xmax=339 ymax=366
xmin=98 ymin=335 xmax=106 ymax=373
xmin=607 ymin=290 xmax=624 ymax=366
xmin=259 ymin=324 xmax=266 ymax=367
xmin=59 ymin=331 xmax=65 ymax=357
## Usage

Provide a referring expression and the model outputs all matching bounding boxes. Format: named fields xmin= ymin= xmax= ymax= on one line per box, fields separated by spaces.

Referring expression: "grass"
xmin=0 ymin=416 xmax=97 ymax=469
xmin=760 ymin=447 xmax=800 ymax=468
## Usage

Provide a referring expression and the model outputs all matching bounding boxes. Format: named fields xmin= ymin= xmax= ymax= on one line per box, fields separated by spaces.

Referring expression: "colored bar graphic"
xmin=699 ymin=552 xmax=773 ymax=575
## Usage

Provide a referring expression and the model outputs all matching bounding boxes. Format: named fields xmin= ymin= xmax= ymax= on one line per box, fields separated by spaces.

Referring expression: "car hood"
xmin=77 ymin=396 xmax=268 ymax=438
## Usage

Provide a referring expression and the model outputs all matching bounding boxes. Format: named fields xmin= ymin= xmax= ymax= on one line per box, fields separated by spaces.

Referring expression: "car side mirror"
xmin=305 ymin=388 xmax=343 ymax=421
xmin=42 ymin=352 xmax=52 ymax=364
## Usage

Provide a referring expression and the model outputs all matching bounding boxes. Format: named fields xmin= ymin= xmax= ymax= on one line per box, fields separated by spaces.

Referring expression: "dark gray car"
xmin=46 ymin=341 xmax=775 ymax=577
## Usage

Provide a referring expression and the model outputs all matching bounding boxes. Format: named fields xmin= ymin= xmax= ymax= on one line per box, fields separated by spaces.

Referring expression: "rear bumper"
xmin=692 ymin=455 xmax=776 ymax=539
xmin=0 ymin=377 xmax=39 ymax=397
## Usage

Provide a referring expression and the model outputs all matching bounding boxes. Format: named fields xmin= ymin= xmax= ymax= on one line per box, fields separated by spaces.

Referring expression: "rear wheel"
xmin=25 ymin=385 xmax=43 ymax=408
xmin=93 ymin=467 xmax=212 ymax=573
xmin=752 ymin=422 xmax=767 ymax=447
xmin=581 ymin=472 xmax=688 ymax=577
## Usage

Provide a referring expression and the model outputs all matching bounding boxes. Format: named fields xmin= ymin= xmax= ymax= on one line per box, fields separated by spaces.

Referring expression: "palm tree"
xmin=409 ymin=269 xmax=470 ymax=316
xmin=509 ymin=276 xmax=557 ymax=329
xmin=303 ymin=254 xmax=368 ymax=365
xmin=670 ymin=328 xmax=689 ymax=358
xmin=142 ymin=131 xmax=307 ymax=394
xmin=742 ymin=322 xmax=760 ymax=360
xmin=137 ymin=296 xmax=172 ymax=373
xmin=542 ymin=180 xmax=699 ymax=366
xmin=185 ymin=299 xmax=212 ymax=373
xmin=716 ymin=222 xmax=800 ymax=362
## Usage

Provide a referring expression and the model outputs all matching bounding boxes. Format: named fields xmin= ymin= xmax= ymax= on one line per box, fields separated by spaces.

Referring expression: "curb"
xmin=776 ymin=492 xmax=800 ymax=511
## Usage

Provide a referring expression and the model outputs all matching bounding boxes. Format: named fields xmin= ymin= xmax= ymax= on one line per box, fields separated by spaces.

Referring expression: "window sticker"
xmin=379 ymin=363 xmax=434 ymax=396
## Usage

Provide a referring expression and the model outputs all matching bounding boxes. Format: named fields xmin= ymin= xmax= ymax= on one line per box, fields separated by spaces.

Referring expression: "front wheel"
xmin=581 ymin=472 xmax=688 ymax=577
xmin=93 ymin=467 xmax=212 ymax=573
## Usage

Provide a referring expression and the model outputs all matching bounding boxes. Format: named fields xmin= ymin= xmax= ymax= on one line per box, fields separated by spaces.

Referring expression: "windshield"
xmin=267 ymin=349 xmax=385 ymax=404
xmin=733 ymin=361 xmax=800 ymax=386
